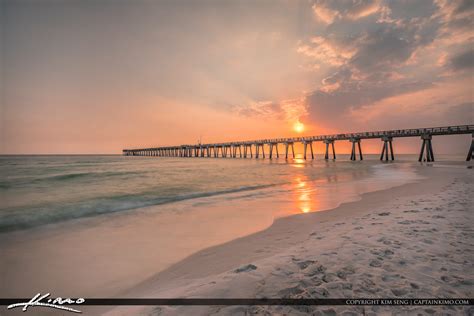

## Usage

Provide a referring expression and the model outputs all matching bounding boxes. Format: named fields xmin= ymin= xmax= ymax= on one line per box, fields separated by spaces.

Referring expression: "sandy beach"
xmin=0 ymin=158 xmax=420 ymax=301
xmin=101 ymin=164 xmax=473 ymax=316
xmin=3 ymin=0 xmax=474 ymax=314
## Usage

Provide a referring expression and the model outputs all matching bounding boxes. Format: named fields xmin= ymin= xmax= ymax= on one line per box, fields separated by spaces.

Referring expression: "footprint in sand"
xmin=369 ymin=259 xmax=383 ymax=267
xmin=381 ymin=273 xmax=402 ymax=282
xmin=293 ymin=260 xmax=316 ymax=270
xmin=359 ymin=278 xmax=378 ymax=293
xmin=336 ymin=270 xmax=351 ymax=280
xmin=391 ymin=288 xmax=410 ymax=296
xmin=278 ymin=285 xmax=305 ymax=298
xmin=313 ymin=287 xmax=330 ymax=297
xmin=377 ymin=237 xmax=392 ymax=245
xmin=322 ymin=273 xmax=337 ymax=283
xmin=305 ymin=264 xmax=327 ymax=277
xmin=234 ymin=264 xmax=257 ymax=273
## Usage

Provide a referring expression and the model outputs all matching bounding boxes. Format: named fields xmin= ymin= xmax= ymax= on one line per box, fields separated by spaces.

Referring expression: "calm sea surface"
xmin=0 ymin=154 xmax=433 ymax=232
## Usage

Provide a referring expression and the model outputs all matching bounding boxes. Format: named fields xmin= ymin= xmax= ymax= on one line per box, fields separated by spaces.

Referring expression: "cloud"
xmin=312 ymin=2 xmax=340 ymax=24
xmin=232 ymin=0 xmax=472 ymax=134
xmin=306 ymin=79 xmax=433 ymax=122
xmin=294 ymin=0 xmax=473 ymax=129
xmin=296 ymin=36 xmax=357 ymax=66
xmin=233 ymin=101 xmax=282 ymax=119
xmin=232 ymin=97 xmax=308 ymax=123
xmin=447 ymin=102 xmax=474 ymax=122
xmin=345 ymin=0 xmax=382 ymax=19
xmin=350 ymin=18 xmax=440 ymax=73
xmin=312 ymin=0 xmax=382 ymax=24
xmin=434 ymin=0 xmax=474 ymax=43
xmin=449 ymin=49 xmax=474 ymax=71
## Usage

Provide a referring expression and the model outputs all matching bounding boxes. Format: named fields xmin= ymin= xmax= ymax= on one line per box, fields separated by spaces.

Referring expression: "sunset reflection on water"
xmin=294 ymin=176 xmax=319 ymax=214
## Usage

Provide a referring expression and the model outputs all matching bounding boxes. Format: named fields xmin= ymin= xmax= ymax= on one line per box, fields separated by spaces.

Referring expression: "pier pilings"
xmin=418 ymin=134 xmax=434 ymax=162
xmin=380 ymin=136 xmax=394 ymax=161
xmin=123 ymin=124 xmax=474 ymax=162
xmin=303 ymin=141 xmax=314 ymax=160
xmin=324 ymin=140 xmax=336 ymax=160
xmin=350 ymin=138 xmax=363 ymax=161
xmin=467 ymin=134 xmax=474 ymax=162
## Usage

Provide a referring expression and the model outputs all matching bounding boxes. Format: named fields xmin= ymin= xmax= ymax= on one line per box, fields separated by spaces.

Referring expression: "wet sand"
xmin=103 ymin=164 xmax=473 ymax=316
xmin=0 ymin=161 xmax=418 ymax=301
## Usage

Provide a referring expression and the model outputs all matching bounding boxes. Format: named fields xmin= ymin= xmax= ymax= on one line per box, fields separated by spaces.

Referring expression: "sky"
xmin=1 ymin=0 xmax=473 ymax=154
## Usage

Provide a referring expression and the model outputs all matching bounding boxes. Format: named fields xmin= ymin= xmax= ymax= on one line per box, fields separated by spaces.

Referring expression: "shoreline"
xmin=101 ymin=163 xmax=473 ymax=315
xmin=0 ymin=160 xmax=420 ymax=301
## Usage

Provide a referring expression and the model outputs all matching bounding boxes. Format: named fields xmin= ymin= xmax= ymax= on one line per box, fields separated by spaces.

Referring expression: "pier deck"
xmin=123 ymin=124 xmax=474 ymax=162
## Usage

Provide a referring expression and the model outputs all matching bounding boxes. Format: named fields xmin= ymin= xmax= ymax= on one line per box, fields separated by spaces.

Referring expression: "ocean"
xmin=3 ymin=154 xmax=463 ymax=298
xmin=0 ymin=154 xmax=425 ymax=233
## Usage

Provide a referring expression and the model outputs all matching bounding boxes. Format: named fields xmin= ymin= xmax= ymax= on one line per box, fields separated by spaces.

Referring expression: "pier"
xmin=123 ymin=125 xmax=474 ymax=162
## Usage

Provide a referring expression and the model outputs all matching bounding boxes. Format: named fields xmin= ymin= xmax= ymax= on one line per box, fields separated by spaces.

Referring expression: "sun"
xmin=293 ymin=121 xmax=305 ymax=133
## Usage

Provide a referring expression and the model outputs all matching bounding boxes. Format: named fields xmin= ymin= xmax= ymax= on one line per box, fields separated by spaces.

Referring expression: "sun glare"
xmin=293 ymin=121 xmax=305 ymax=133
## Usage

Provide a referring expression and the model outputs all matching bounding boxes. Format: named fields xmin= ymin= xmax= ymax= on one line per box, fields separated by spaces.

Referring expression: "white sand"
xmin=0 ymin=161 xmax=419 ymax=301
xmin=103 ymin=165 xmax=473 ymax=316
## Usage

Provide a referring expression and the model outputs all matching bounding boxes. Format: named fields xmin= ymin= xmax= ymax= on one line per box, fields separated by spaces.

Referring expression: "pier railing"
xmin=123 ymin=124 xmax=474 ymax=162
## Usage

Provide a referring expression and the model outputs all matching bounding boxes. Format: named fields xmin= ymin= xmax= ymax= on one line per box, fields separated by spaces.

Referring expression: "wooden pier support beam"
xmin=324 ymin=140 xmax=336 ymax=160
xmin=350 ymin=138 xmax=363 ymax=161
xmin=255 ymin=143 xmax=265 ymax=158
xmin=467 ymin=134 xmax=474 ymax=161
xmin=284 ymin=142 xmax=295 ymax=159
xmin=244 ymin=144 xmax=253 ymax=158
xmin=268 ymin=143 xmax=279 ymax=159
xmin=380 ymin=136 xmax=394 ymax=161
xmin=418 ymin=134 xmax=434 ymax=162
xmin=303 ymin=141 xmax=314 ymax=160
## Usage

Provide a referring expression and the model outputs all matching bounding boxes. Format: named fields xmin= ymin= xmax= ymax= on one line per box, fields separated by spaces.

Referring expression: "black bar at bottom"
xmin=1 ymin=298 xmax=473 ymax=306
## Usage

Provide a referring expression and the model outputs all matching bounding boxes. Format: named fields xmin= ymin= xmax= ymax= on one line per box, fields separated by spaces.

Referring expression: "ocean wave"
xmin=0 ymin=183 xmax=280 ymax=232
xmin=0 ymin=171 xmax=148 ymax=189
xmin=36 ymin=170 xmax=146 ymax=182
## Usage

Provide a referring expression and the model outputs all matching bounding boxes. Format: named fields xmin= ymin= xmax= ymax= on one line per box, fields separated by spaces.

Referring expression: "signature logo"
xmin=7 ymin=293 xmax=85 ymax=313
